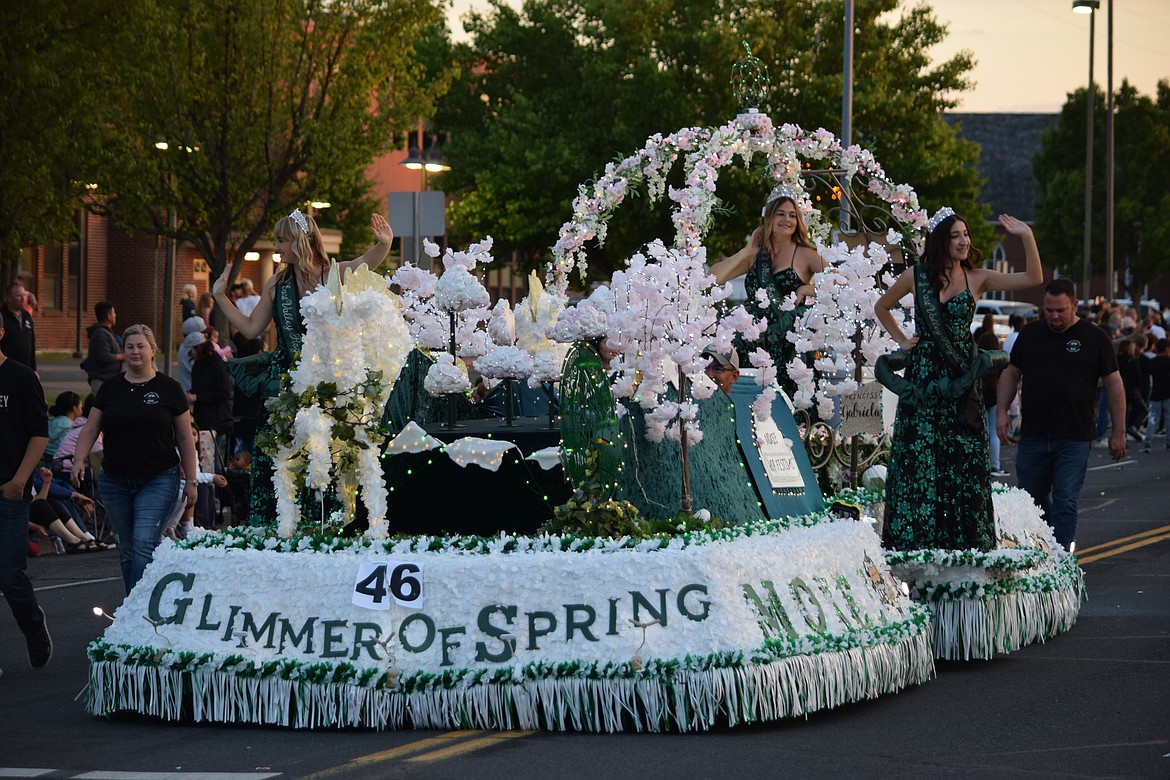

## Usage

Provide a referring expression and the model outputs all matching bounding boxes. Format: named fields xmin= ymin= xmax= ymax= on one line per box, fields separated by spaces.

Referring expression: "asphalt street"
xmin=3 ymin=357 xmax=1167 ymax=779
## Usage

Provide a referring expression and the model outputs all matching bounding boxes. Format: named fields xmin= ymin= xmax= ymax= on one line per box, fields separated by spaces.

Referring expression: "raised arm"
xmin=978 ymin=215 xmax=1044 ymax=295
xmin=874 ymin=267 xmax=919 ymax=351
xmin=709 ymin=228 xmax=761 ymax=284
xmin=337 ymin=213 xmax=394 ymax=276
xmin=213 ymin=265 xmax=276 ymax=340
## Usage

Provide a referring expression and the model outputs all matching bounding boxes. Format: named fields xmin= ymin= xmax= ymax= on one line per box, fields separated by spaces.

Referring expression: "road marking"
xmin=405 ymin=730 xmax=535 ymax=763
xmin=297 ymin=731 xmax=480 ymax=779
xmin=1086 ymin=459 xmax=1136 ymax=471
xmin=37 ymin=576 xmax=122 ymax=591
xmin=980 ymin=739 xmax=1168 ymax=756
xmin=0 ymin=773 xmax=286 ymax=780
xmin=1077 ymin=524 xmax=1170 ymax=555
xmin=1078 ymin=532 xmax=1170 ymax=565
xmin=73 ymin=774 xmax=281 ymax=779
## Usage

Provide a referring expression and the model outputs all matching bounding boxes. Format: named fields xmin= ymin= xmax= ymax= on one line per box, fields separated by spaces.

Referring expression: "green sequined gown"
xmin=247 ymin=272 xmax=303 ymax=526
xmin=882 ymin=289 xmax=996 ymax=551
xmin=739 ymin=246 xmax=808 ymax=399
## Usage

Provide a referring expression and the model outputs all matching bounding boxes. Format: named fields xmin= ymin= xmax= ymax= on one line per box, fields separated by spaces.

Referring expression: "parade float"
xmin=85 ymin=54 xmax=1081 ymax=732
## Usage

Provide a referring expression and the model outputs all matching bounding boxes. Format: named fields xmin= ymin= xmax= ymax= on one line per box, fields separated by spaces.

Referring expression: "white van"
xmin=970 ymin=300 xmax=1038 ymax=338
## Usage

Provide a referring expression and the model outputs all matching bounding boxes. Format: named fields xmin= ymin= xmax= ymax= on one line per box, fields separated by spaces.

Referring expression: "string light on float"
xmin=93 ymin=606 xmax=115 ymax=622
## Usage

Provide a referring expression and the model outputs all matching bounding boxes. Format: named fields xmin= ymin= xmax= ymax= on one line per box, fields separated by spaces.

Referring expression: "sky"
xmin=445 ymin=0 xmax=1169 ymax=113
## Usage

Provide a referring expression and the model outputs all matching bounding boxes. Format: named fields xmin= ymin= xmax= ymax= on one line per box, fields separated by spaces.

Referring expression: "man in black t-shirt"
xmin=0 ymin=322 xmax=53 ymax=672
xmin=996 ymin=279 xmax=1126 ymax=550
xmin=1 ymin=282 xmax=36 ymax=373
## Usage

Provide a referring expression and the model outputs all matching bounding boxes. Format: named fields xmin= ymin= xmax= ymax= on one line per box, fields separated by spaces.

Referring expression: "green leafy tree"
xmin=0 ymin=0 xmax=128 ymax=282
xmin=434 ymin=0 xmax=985 ymax=284
xmin=1034 ymin=79 xmax=1170 ymax=298
xmin=87 ymin=0 xmax=452 ymax=283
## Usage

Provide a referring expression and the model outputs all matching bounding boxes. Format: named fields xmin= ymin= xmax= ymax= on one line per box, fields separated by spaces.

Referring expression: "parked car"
xmin=970 ymin=300 xmax=1038 ymax=338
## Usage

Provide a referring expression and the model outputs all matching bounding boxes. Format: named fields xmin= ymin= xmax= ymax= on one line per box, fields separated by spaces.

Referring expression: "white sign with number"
xmin=755 ymin=415 xmax=804 ymax=489
xmin=352 ymin=561 xmax=424 ymax=610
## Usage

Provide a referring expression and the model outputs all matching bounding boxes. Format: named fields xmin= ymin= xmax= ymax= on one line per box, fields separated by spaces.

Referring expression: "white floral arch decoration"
xmin=549 ymin=115 xmax=930 ymax=416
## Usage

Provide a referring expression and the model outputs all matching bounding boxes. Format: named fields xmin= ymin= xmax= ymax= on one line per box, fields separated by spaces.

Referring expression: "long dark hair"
xmin=922 ymin=214 xmax=981 ymax=294
xmin=50 ymin=391 xmax=81 ymax=416
xmin=190 ymin=340 xmax=219 ymax=364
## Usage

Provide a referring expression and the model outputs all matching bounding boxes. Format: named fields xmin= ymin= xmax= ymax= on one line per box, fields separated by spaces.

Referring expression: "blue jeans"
xmin=1147 ymin=399 xmax=1170 ymax=449
xmin=1015 ymin=435 xmax=1092 ymax=550
xmin=986 ymin=405 xmax=1001 ymax=470
xmin=1094 ymin=386 xmax=1109 ymax=441
xmin=0 ymin=496 xmax=45 ymax=638
xmin=99 ymin=467 xmax=181 ymax=592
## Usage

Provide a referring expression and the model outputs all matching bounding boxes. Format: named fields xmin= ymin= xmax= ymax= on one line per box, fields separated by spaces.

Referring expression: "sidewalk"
xmin=35 ymin=353 xmax=178 ymax=401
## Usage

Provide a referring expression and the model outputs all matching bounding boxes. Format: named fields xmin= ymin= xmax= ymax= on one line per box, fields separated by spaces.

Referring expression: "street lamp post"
xmin=1105 ymin=0 xmax=1114 ymax=300
xmin=398 ymin=133 xmax=450 ymax=270
xmin=400 ymin=140 xmax=426 ymax=268
xmin=1072 ymin=0 xmax=1099 ymax=307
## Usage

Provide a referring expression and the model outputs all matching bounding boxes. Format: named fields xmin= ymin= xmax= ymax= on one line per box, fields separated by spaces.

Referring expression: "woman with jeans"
xmin=70 ymin=324 xmax=198 ymax=591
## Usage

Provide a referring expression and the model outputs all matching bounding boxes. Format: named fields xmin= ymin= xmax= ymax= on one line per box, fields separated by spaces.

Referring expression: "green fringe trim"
xmin=85 ymin=632 xmax=934 ymax=733
xmin=906 ymin=557 xmax=1085 ymax=661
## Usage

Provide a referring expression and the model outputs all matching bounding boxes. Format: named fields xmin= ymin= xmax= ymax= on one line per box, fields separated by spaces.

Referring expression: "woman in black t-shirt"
xmin=70 ymin=324 xmax=200 ymax=592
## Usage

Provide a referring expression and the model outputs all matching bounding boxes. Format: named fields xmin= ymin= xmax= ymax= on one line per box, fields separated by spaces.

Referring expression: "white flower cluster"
xmin=514 ymin=273 xmax=569 ymax=387
xmin=274 ymin=265 xmax=412 ymax=539
xmin=435 ymin=265 xmax=490 ymax=313
xmin=786 ymin=241 xmax=909 ymax=418
xmin=488 ymin=299 xmax=516 ymax=346
xmin=605 ymin=241 xmax=770 ymax=443
xmin=548 ymin=296 xmax=610 ymax=343
xmin=424 ymin=352 xmax=472 ymax=396
xmin=475 ymin=345 xmax=536 ymax=380
xmin=291 ymin=276 xmax=411 ymax=394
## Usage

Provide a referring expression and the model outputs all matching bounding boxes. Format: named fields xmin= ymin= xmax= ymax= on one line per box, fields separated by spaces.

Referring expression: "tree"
xmin=87 ymin=0 xmax=452 ymax=282
xmin=434 ymin=0 xmax=986 ymax=284
xmin=0 ymin=0 xmax=129 ymax=282
xmin=1033 ymin=79 xmax=1170 ymax=298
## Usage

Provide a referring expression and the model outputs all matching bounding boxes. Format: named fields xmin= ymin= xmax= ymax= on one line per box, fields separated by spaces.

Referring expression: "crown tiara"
xmin=927 ymin=206 xmax=955 ymax=233
xmin=289 ymin=208 xmax=309 ymax=234
xmin=762 ymin=183 xmax=802 ymax=216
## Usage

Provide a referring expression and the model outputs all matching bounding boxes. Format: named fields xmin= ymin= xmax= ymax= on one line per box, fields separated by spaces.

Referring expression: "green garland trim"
xmin=173 ymin=499 xmax=858 ymax=557
xmin=904 ymin=554 xmax=1083 ymax=603
xmin=884 ymin=546 xmax=1050 ymax=572
xmin=86 ymin=610 xmax=934 ymax=732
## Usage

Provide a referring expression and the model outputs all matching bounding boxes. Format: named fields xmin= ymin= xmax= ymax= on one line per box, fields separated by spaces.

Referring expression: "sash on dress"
xmin=876 ymin=266 xmax=1008 ymax=428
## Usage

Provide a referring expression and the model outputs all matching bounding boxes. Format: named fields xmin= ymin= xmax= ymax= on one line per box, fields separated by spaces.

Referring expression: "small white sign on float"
xmin=754 ymin=414 xmax=804 ymax=489
xmin=839 ymin=381 xmax=885 ymax=438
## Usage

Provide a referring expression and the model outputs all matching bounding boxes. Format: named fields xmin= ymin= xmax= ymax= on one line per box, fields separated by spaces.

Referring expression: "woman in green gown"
xmin=874 ymin=211 xmax=1043 ymax=550
xmin=213 ymin=208 xmax=393 ymax=525
xmin=710 ymin=187 xmax=826 ymax=399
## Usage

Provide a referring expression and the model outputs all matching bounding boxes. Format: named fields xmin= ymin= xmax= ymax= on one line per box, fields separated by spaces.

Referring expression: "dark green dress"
xmin=739 ymin=246 xmax=808 ymax=399
xmin=881 ymin=288 xmax=996 ymax=551
xmin=247 ymin=271 xmax=304 ymax=527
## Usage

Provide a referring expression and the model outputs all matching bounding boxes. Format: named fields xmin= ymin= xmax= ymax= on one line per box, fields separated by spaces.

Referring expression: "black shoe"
xmin=27 ymin=612 xmax=52 ymax=669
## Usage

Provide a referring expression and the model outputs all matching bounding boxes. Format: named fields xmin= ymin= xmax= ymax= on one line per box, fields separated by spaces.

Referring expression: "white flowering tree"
xmin=603 ymin=240 xmax=770 ymax=513
xmin=786 ymin=238 xmax=912 ymax=417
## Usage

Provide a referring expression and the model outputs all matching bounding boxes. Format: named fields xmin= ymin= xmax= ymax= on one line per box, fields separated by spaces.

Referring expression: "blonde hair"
xmin=761 ymin=196 xmax=812 ymax=253
xmin=274 ymin=212 xmax=330 ymax=278
xmin=122 ymin=323 xmax=158 ymax=352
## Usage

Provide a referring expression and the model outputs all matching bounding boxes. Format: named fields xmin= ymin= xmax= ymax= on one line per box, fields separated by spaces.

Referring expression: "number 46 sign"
xmin=352 ymin=561 xmax=424 ymax=610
